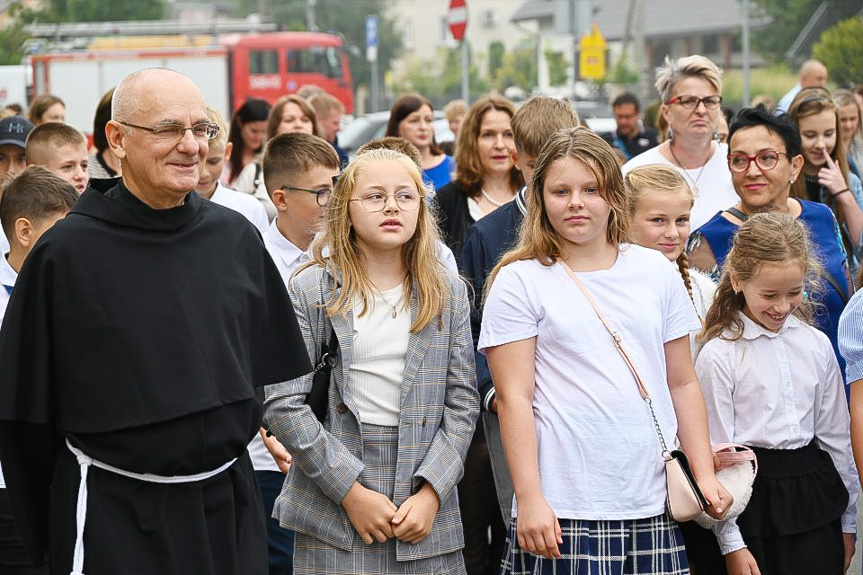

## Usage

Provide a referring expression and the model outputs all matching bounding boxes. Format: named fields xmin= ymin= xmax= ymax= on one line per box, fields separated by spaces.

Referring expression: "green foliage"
xmin=398 ymin=45 xmax=489 ymax=106
xmin=493 ymin=46 xmax=536 ymax=93
xmin=606 ymin=56 xmax=638 ymax=86
xmin=42 ymin=0 xmax=165 ymax=22
xmin=543 ymin=49 xmax=569 ymax=87
xmin=0 ymin=2 xmax=41 ymax=65
xmin=234 ymin=0 xmax=402 ymax=94
xmin=751 ymin=0 xmax=819 ymax=63
xmin=488 ymin=41 xmax=504 ymax=79
xmin=813 ymin=17 xmax=863 ymax=87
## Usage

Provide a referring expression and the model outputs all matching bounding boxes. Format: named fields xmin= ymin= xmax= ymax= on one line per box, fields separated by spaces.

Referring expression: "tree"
xmin=492 ymin=45 xmax=536 ymax=94
xmin=398 ymin=45 xmax=489 ymax=106
xmin=751 ymin=0 xmax=819 ymax=63
xmin=813 ymin=17 xmax=863 ymax=87
xmin=41 ymin=0 xmax=165 ymax=22
xmin=543 ymin=49 xmax=569 ymax=87
xmin=488 ymin=40 xmax=505 ymax=79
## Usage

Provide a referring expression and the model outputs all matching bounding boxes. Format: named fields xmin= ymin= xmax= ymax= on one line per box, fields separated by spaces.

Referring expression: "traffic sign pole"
xmin=365 ymin=15 xmax=379 ymax=112
xmin=448 ymin=0 xmax=469 ymax=103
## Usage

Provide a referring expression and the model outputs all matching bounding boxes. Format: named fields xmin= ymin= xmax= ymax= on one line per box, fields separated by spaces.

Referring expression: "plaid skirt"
xmin=500 ymin=513 xmax=689 ymax=575
xmin=294 ymin=424 xmax=466 ymax=575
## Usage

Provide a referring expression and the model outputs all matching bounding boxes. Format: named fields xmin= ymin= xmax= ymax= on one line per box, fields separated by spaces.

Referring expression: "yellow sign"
xmin=578 ymin=23 xmax=607 ymax=80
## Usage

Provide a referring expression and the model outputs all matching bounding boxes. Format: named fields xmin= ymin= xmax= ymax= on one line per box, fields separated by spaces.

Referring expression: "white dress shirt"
xmin=0 ymin=254 xmax=16 ymax=488
xmin=209 ymin=182 xmax=269 ymax=234
xmin=696 ymin=313 xmax=858 ymax=554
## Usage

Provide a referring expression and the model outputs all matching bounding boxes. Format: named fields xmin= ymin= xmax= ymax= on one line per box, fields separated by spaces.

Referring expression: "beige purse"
xmin=561 ymin=262 xmax=709 ymax=522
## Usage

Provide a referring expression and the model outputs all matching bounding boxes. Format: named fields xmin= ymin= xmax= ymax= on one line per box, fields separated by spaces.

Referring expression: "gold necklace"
xmin=373 ymin=284 xmax=404 ymax=319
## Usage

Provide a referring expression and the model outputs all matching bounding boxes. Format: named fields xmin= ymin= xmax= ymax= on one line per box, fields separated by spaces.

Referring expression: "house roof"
xmin=512 ymin=0 xmax=765 ymax=40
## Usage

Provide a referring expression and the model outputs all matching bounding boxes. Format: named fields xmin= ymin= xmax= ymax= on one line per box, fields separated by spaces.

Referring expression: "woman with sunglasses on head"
xmin=687 ymin=106 xmax=852 ymax=392
xmin=623 ymin=55 xmax=738 ymax=230
xmin=263 ymin=148 xmax=479 ymax=574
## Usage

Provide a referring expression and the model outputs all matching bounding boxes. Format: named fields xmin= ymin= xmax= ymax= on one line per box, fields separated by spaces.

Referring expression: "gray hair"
xmin=654 ymin=55 xmax=723 ymax=103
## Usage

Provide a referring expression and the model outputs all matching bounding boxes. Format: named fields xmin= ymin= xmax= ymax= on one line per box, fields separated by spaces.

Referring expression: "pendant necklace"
xmin=374 ymin=285 xmax=403 ymax=319
xmin=481 ymin=188 xmax=510 ymax=207
xmin=668 ymin=142 xmax=711 ymax=196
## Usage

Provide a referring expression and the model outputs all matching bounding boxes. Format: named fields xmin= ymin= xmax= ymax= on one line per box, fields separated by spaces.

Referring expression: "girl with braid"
xmin=695 ymin=212 xmax=857 ymax=575
xmin=626 ymin=164 xmax=716 ymax=359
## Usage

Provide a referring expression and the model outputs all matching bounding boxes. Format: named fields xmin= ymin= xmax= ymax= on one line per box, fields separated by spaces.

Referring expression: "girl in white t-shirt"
xmin=694 ymin=212 xmax=857 ymax=575
xmin=479 ymin=127 xmax=731 ymax=574
xmin=626 ymin=164 xmax=716 ymax=359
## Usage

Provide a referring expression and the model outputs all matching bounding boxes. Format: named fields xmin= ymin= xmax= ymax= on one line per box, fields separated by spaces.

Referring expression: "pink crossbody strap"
xmin=560 ymin=261 xmax=650 ymax=399
xmin=560 ymin=261 xmax=671 ymax=454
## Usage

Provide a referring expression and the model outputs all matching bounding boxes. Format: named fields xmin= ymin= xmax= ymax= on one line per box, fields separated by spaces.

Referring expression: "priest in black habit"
xmin=0 ymin=68 xmax=312 ymax=574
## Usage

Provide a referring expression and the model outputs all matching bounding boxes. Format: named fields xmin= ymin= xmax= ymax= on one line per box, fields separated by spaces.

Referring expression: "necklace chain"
xmin=481 ymin=188 xmax=511 ymax=207
xmin=668 ymin=142 xmax=711 ymax=192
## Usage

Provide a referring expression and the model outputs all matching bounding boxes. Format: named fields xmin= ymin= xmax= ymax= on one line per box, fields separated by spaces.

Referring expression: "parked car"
xmin=339 ymin=110 xmax=455 ymax=159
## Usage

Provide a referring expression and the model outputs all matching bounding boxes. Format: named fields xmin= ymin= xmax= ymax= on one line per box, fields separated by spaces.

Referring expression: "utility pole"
xmin=742 ymin=0 xmax=751 ymax=106
xmin=307 ymin=0 xmax=318 ymax=32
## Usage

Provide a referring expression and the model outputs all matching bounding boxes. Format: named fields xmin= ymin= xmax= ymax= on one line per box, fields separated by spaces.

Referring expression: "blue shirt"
xmin=422 ymin=155 xmax=455 ymax=192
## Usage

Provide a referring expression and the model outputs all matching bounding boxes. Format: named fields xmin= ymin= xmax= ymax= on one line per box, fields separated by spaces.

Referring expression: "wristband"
xmin=831 ymin=188 xmax=851 ymax=198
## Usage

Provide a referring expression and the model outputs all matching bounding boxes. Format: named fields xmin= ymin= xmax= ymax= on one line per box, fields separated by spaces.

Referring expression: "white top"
xmin=209 ymin=182 xmax=269 ymax=234
xmin=233 ymin=162 xmax=277 ymax=222
xmin=350 ymin=284 xmax=410 ymax=426
xmin=696 ymin=313 xmax=859 ymax=554
xmin=0 ymin=254 xmax=16 ymax=489
xmin=688 ymin=268 xmax=716 ymax=360
xmin=467 ymin=197 xmax=486 ymax=222
xmin=248 ymin=223 xmax=309 ymax=472
xmin=479 ymin=245 xmax=700 ymax=519
xmin=0 ymin=226 xmax=8 ymax=258
xmin=262 ymin=220 xmax=310 ymax=288
xmin=622 ymin=142 xmax=739 ymax=230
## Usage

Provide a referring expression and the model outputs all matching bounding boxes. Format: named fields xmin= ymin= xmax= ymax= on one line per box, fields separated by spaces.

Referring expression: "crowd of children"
xmin=3 ymin=57 xmax=863 ymax=575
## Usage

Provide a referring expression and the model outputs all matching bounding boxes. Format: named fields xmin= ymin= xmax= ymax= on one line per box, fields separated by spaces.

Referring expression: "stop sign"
xmin=448 ymin=0 xmax=468 ymax=41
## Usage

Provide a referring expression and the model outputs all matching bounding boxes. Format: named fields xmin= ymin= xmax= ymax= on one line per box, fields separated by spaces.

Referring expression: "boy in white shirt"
xmin=196 ymin=108 xmax=268 ymax=234
xmin=255 ymin=131 xmax=340 ymax=573
xmin=0 ymin=167 xmax=78 ymax=574
xmin=25 ymin=122 xmax=90 ymax=193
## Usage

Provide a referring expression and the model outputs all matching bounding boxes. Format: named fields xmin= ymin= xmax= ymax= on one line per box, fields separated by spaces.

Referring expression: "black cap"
xmin=0 ymin=116 xmax=33 ymax=148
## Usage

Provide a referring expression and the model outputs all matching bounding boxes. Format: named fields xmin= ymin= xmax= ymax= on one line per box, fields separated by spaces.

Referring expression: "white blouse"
xmin=696 ymin=313 xmax=858 ymax=554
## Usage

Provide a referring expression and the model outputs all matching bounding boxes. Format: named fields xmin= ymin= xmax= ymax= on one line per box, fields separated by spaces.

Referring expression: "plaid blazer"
xmin=263 ymin=263 xmax=479 ymax=562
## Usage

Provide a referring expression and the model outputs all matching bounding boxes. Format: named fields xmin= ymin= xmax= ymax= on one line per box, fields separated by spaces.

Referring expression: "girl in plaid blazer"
xmin=264 ymin=148 xmax=479 ymax=574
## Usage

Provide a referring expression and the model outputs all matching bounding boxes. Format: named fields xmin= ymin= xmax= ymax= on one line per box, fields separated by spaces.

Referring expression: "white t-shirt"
xmin=0 ymin=254 xmax=16 ymax=489
xmin=623 ymin=143 xmax=739 ymax=230
xmin=478 ymin=244 xmax=700 ymax=520
xmin=209 ymin=183 xmax=269 ymax=234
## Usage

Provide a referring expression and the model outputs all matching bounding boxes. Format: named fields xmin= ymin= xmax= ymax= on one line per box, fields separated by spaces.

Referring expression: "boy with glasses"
xmin=254 ymin=131 xmax=340 ymax=574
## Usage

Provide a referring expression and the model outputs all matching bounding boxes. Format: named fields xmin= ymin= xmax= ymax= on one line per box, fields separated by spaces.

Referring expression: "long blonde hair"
xmin=311 ymin=148 xmax=446 ymax=332
xmin=624 ymin=164 xmax=696 ymax=304
xmin=486 ymin=127 xmax=628 ymax=294
xmin=700 ymin=212 xmax=821 ymax=342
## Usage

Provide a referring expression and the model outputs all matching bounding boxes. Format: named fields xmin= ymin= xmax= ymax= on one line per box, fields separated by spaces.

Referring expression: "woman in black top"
xmin=434 ymin=95 xmax=523 ymax=265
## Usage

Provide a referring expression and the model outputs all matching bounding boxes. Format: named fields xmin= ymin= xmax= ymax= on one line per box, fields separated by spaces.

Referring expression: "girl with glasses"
xmin=623 ymin=55 xmax=738 ymax=230
xmin=263 ymin=148 xmax=479 ymax=574
xmin=687 ymin=106 xmax=852 ymax=398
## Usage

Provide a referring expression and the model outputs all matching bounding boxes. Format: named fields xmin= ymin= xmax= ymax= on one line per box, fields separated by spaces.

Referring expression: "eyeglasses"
xmin=117 ymin=121 xmax=220 ymax=142
xmin=664 ymin=95 xmax=723 ymax=110
xmin=349 ymin=190 xmax=423 ymax=212
xmin=727 ymin=150 xmax=789 ymax=173
xmin=280 ymin=185 xmax=333 ymax=207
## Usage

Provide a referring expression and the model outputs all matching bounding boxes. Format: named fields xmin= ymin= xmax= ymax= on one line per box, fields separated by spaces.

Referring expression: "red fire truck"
xmin=29 ymin=31 xmax=354 ymax=133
